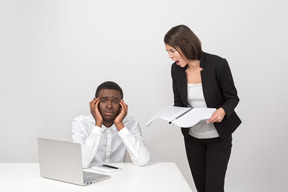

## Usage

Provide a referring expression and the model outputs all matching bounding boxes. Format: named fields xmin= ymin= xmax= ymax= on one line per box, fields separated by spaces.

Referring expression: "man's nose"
xmin=106 ymin=101 xmax=112 ymax=108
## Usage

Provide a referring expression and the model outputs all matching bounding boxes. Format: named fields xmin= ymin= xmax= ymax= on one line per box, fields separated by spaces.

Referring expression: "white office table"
xmin=0 ymin=162 xmax=193 ymax=192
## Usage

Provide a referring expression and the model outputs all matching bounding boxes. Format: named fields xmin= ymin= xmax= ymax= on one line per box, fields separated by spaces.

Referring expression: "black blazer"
xmin=171 ymin=52 xmax=241 ymax=140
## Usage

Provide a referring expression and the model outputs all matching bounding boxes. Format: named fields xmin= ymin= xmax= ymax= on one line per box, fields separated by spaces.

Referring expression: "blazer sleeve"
xmin=216 ymin=59 xmax=240 ymax=118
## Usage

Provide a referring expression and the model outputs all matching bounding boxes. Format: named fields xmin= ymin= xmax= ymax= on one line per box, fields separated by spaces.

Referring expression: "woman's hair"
xmin=95 ymin=81 xmax=123 ymax=99
xmin=164 ymin=24 xmax=202 ymax=60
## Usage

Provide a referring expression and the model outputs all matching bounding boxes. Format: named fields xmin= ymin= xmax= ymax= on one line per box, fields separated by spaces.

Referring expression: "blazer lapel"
xmin=176 ymin=66 xmax=189 ymax=107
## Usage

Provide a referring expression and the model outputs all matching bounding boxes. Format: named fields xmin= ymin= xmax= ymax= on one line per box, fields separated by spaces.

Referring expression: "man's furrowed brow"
xmin=112 ymin=96 xmax=121 ymax=100
xmin=100 ymin=96 xmax=120 ymax=100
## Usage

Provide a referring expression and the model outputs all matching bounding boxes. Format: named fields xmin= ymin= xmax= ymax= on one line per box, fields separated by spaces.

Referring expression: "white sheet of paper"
xmin=91 ymin=164 xmax=122 ymax=173
xmin=145 ymin=106 xmax=216 ymax=128
xmin=172 ymin=108 xmax=216 ymax=127
xmin=145 ymin=106 xmax=191 ymax=127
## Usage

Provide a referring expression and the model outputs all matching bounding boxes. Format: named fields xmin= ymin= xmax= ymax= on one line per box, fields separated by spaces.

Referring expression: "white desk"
xmin=0 ymin=162 xmax=193 ymax=192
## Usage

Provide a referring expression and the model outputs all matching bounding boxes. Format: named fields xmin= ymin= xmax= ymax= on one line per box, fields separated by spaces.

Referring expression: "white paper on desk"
xmin=145 ymin=106 xmax=216 ymax=128
xmin=91 ymin=165 xmax=122 ymax=173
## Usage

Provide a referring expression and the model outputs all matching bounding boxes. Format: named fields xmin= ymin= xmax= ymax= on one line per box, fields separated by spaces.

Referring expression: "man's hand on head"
xmin=89 ymin=98 xmax=103 ymax=127
xmin=113 ymin=100 xmax=128 ymax=131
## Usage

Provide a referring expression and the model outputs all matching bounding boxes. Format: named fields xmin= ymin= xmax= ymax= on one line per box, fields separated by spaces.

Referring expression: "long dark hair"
xmin=164 ymin=24 xmax=202 ymax=60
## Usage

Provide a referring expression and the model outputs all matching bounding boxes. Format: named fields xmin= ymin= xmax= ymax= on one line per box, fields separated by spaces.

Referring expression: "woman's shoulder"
xmin=203 ymin=52 xmax=226 ymax=62
xmin=202 ymin=52 xmax=229 ymax=69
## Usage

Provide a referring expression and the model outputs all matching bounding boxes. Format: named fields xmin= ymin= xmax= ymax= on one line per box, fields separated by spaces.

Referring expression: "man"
xmin=72 ymin=81 xmax=150 ymax=168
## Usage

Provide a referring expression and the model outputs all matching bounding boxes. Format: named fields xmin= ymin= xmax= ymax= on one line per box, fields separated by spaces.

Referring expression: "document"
xmin=145 ymin=106 xmax=216 ymax=128
xmin=91 ymin=164 xmax=122 ymax=173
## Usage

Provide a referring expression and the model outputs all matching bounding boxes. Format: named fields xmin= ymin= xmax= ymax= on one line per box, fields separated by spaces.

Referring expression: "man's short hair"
xmin=95 ymin=81 xmax=123 ymax=99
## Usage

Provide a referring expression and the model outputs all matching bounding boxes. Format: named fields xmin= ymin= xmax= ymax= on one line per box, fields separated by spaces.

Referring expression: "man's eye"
xmin=113 ymin=100 xmax=120 ymax=104
xmin=100 ymin=99 xmax=107 ymax=103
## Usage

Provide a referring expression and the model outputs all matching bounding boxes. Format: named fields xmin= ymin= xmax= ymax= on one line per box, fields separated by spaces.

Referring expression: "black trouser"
xmin=184 ymin=135 xmax=232 ymax=192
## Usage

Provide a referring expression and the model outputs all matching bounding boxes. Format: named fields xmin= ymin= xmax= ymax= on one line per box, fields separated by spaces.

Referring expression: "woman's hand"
xmin=207 ymin=107 xmax=226 ymax=123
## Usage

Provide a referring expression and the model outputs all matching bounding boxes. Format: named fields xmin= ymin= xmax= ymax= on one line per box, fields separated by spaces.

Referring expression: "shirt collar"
xmin=88 ymin=114 xmax=118 ymax=132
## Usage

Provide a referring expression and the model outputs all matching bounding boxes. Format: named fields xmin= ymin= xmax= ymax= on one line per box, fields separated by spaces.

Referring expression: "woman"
xmin=164 ymin=25 xmax=241 ymax=192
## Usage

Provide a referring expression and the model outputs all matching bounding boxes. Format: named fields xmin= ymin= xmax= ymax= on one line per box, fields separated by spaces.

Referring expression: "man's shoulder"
xmin=123 ymin=116 xmax=140 ymax=130
xmin=73 ymin=114 xmax=93 ymax=123
xmin=123 ymin=115 xmax=137 ymax=124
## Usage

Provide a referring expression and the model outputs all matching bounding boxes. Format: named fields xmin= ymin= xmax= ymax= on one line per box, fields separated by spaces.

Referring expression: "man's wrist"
xmin=96 ymin=121 xmax=102 ymax=127
xmin=114 ymin=122 xmax=124 ymax=131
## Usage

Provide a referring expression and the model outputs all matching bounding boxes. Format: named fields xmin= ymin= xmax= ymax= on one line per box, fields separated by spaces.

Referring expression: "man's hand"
xmin=207 ymin=107 xmax=226 ymax=123
xmin=113 ymin=100 xmax=128 ymax=131
xmin=89 ymin=98 xmax=103 ymax=127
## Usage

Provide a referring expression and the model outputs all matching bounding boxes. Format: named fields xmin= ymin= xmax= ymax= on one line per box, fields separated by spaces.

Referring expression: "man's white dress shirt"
xmin=72 ymin=114 xmax=150 ymax=168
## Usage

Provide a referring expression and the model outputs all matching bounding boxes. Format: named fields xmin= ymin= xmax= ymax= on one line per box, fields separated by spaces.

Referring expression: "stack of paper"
xmin=91 ymin=164 xmax=122 ymax=173
xmin=145 ymin=106 xmax=216 ymax=128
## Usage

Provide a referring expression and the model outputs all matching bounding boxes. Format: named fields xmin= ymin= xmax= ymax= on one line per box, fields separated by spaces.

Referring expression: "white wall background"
xmin=1 ymin=0 xmax=288 ymax=191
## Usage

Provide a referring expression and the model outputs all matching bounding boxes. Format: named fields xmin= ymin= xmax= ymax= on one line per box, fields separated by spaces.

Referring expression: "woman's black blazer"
xmin=171 ymin=52 xmax=241 ymax=140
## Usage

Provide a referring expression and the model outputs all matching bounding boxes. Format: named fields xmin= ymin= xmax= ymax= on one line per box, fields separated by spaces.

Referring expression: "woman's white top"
xmin=187 ymin=83 xmax=219 ymax=139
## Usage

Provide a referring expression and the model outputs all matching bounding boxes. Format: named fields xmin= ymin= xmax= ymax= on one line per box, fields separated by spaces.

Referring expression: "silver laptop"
xmin=37 ymin=138 xmax=110 ymax=185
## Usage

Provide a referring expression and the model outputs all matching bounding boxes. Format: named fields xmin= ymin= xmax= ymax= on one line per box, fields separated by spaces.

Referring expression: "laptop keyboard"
xmin=83 ymin=171 xmax=99 ymax=183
